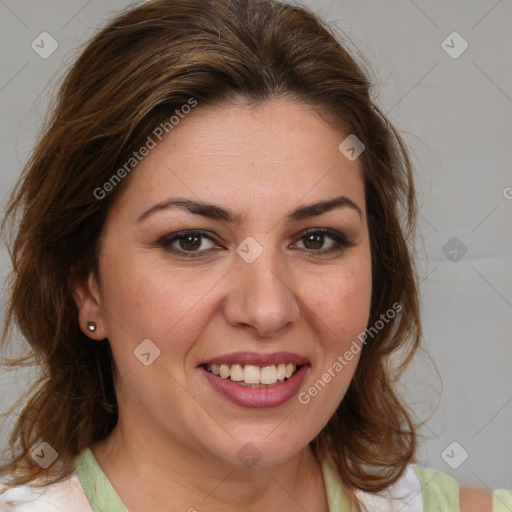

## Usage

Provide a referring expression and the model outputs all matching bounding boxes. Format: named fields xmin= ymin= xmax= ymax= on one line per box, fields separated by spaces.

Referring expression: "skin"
xmin=460 ymin=487 xmax=493 ymax=512
xmin=71 ymin=97 xmax=373 ymax=512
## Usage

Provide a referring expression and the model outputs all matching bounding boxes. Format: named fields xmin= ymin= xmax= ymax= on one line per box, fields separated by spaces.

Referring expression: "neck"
xmin=90 ymin=418 xmax=329 ymax=512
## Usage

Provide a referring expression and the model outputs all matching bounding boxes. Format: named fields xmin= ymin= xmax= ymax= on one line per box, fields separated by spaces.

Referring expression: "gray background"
xmin=1 ymin=0 xmax=511 ymax=491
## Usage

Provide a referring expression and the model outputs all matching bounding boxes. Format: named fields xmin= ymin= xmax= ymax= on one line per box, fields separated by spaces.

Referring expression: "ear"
xmin=69 ymin=268 xmax=107 ymax=340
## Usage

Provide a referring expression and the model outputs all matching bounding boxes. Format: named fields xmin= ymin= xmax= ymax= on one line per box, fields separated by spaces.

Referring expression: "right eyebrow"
xmin=136 ymin=198 xmax=242 ymax=224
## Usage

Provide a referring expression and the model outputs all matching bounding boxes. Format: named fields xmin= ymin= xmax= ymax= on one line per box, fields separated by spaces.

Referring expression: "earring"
xmin=87 ymin=321 xmax=97 ymax=333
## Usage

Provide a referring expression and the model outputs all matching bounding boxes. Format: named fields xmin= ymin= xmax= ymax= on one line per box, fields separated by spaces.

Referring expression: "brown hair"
xmin=1 ymin=0 xmax=421 ymax=508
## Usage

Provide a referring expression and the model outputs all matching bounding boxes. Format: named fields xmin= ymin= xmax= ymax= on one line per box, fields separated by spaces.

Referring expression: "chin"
xmin=206 ymin=434 xmax=310 ymax=469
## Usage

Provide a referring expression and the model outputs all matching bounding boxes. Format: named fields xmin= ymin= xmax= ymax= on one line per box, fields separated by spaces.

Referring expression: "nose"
xmin=222 ymin=250 xmax=300 ymax=337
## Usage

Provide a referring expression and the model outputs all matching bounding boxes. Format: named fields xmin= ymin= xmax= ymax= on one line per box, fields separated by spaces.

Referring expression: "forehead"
xmin=111 ymin=98 xmax=366 ymax=221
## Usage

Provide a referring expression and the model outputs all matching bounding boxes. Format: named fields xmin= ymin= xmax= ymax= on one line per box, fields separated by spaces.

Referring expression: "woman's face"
xmin=79 ymin=98 xmax=372 ymax=467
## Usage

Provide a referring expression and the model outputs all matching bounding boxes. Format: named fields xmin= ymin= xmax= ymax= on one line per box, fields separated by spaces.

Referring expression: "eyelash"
xmin=156 ymin=228 xmax=353 ymax=258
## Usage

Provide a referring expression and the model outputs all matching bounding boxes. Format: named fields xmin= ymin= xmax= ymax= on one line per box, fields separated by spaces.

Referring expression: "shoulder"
xmin=459 ymin=485 xmax=493 ymax=512
xmin=0 ymin=472 xmax=93 ymax=512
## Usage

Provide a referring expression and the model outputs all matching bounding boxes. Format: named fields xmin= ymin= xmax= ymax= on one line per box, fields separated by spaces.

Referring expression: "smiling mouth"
xmin=203 ymin=363 xmax=302 ymax=387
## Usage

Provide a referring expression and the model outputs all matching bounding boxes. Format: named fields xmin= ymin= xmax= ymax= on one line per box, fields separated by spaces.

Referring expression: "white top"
xmin=0 ymin=473 xmax=93 ymax=511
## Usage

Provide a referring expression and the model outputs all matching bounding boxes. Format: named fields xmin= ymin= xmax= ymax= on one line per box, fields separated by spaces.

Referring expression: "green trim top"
xmin=74 ymin=447 xmax=128 ymax=512
xmin=494 ymin=489 xmax=512 ymax=512
xmin=415 ymin=467 xmax=460 ymax=510
xmin=320 ymin=453 xmax=353 ymax=510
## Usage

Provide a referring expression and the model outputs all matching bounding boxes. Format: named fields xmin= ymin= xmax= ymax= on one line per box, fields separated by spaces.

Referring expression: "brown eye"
xmin=294 ymin=228 xmax=352 ymax=255
xmin=157 ymin=230 xmax=218 ymax=257
xmin=302 ymin=233 xmax=325 ymax=250
xmin=178 ymin=234 xmax=202 ymax=251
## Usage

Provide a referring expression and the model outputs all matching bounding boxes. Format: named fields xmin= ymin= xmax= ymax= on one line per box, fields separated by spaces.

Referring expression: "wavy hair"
xmin=1 ymin=0 xmax=421 ymax=509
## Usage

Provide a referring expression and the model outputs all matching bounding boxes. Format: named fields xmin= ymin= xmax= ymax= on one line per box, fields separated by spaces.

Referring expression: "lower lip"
xmin=200 ymin=365 xmax=310 ymax=409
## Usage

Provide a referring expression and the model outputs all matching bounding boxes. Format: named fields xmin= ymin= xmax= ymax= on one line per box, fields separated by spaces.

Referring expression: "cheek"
xmin=299 ymin=254 xmax=371 ymax=410
xmin=97 ymin=249 xmax=221 ymax=361
xmin=308 ymin=257 xmax=372 ymax=344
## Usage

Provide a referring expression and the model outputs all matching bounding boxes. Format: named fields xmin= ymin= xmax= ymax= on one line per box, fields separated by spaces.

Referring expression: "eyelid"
xmin=295 ymin=227 xmax=349 ymax=243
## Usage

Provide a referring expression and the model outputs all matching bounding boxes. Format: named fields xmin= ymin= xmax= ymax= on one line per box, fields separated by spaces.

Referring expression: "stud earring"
xmin=87 ymin=321 xmax=97 ymax=333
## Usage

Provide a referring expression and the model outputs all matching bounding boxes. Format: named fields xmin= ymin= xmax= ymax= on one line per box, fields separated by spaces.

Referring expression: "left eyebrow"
xmin=286 ymin=195 xmax=362 ymax=222
xmin=135 ymin=195 xmax=362 ymax=224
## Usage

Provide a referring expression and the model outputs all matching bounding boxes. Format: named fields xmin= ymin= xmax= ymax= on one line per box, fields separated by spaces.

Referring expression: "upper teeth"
xmin=205 ymin=363 xmax=297 ymax=385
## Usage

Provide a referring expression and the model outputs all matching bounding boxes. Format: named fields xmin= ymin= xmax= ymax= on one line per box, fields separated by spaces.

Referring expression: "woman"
xmin=0 ymin=0 xmax=509 ymax=510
